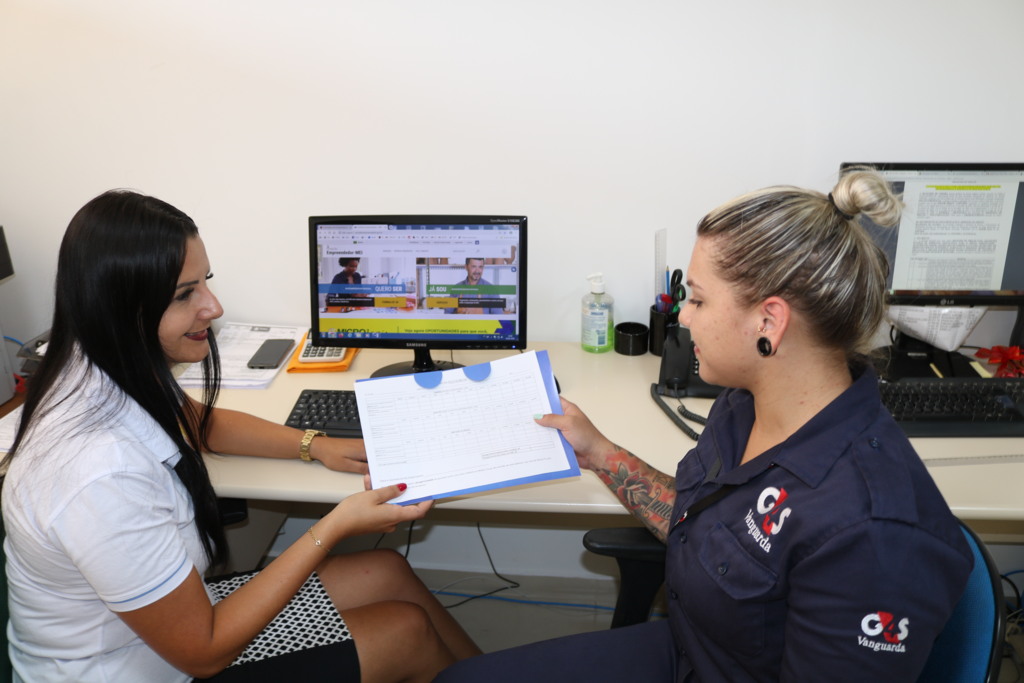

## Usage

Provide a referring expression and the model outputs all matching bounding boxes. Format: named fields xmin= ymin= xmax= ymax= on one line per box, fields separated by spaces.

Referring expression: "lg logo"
xmin=756 ymin=487 xmax=791 ymax=535
xmin=862 ymin=612 xmax=910 ymax=644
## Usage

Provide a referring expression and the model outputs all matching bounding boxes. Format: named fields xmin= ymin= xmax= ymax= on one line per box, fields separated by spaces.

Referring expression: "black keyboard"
xmin=285 ymin=389 xmax=362 ymax=438
xmin=285 ymin=381 xmax=1024 ymax=439
xmin=879 ymin=377 xmax=1024 ymax=437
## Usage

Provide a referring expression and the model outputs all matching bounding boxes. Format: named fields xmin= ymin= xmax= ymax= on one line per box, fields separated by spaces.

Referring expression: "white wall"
xmin=4 ymin=1 xmax=1024 ymax=579
xmin=3 ymin=0 xmax=1024 ymax=355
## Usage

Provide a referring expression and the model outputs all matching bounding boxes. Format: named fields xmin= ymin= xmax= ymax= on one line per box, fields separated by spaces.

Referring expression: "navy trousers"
xmin=434 ymin=620 xmax=682 ymax=683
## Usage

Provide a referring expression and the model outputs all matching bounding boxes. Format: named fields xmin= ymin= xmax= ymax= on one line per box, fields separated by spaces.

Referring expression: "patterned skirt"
xmin=194 ymin=572 xmax=360 ymax=681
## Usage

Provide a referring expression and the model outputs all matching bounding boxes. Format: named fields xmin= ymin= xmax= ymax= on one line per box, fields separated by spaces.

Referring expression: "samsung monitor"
xmin=309 ymin=215 xmax=526 ymax=377
xmin=842 ymin=162 xmax=1024 ymax=376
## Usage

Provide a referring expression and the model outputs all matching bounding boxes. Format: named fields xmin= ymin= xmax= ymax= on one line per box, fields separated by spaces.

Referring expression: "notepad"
xmin=354 ymin=350 xmax=578 ymax=505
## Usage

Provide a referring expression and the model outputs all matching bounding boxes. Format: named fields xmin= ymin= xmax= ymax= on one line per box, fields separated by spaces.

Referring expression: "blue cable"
xmin=3 ymin=335 xmax=24 ymax=347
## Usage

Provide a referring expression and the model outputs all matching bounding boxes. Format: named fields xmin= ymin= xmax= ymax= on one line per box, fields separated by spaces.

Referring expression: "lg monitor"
xmin=842 ymin=162 xmax=1024 ymax=375
xmin=308 ymin=215 xmax=526 ymax=377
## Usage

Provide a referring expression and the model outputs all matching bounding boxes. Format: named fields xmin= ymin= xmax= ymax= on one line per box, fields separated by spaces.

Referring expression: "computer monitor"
xmin=0 ymin=226 xmax=14 ymax=286
xmin=0 ymin=226 xmax=15 ymax=403
xmin=308 ymin=214 xmax=527 ymax=377
xmin=842 ymin=162 xmax=1024 ymax=376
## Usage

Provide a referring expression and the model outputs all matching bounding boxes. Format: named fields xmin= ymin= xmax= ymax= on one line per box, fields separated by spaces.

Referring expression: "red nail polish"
xmin=397 ymin=483 xmax=407 ymax=492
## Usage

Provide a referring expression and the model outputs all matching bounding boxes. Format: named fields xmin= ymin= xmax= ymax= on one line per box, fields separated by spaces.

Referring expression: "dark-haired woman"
xmin=436 ymin=169 xmax=972 ymax=682
xmin=1 ymin=190 xmax=479 ymax=682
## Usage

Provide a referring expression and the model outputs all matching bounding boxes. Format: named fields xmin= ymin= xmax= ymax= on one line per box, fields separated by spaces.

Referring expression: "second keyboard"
xmin=879 ymin=377 xmax=1024 ymax=437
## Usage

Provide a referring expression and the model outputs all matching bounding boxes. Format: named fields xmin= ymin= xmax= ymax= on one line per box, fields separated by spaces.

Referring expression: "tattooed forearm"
xmin=592 ymin=445 xmax=674 ymax=542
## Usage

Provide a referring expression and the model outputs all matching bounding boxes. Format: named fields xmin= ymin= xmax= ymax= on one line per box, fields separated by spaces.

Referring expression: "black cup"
xmin=614 ymin=322 xmax=649 ymax=356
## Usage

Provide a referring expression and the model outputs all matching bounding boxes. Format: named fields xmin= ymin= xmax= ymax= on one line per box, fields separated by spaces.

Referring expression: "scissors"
xmin=669 ymin=269 xmax=685 ymax=312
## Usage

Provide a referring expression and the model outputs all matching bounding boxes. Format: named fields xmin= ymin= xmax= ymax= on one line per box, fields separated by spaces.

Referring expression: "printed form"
xmin=355 ymin=350 xmax=578 ymax=505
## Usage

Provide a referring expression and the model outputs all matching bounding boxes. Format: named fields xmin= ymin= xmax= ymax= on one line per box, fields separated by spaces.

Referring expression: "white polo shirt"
xmin=2 ymin=360 xmax=210 ymax=682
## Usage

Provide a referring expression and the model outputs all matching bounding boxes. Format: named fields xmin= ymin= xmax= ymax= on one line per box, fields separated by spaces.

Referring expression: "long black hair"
xmin=4 ymin=190 xmax=227 ymax=566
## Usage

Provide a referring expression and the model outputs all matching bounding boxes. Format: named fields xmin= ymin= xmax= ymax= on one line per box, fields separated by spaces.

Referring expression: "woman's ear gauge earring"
xmin=756 ymin=325 xmax=774 ymax=357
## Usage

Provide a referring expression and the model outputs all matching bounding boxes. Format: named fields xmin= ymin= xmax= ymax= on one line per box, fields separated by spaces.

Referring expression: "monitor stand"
xmin=1012 ymin=305 xmax=1024 ymax=349
xmin=873 ymin=332 xmax=977 ymax=381
xmin=370 ymin=347 xmax=463 ymax=378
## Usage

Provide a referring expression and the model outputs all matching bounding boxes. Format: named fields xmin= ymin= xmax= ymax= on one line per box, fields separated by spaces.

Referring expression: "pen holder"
xmin=649 ymin=305 xmax=677 ymax=356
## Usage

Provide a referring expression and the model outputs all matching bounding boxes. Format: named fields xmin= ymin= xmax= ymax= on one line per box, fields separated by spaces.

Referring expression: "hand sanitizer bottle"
xmin=581 ymin=273 xmax=614 ymax=353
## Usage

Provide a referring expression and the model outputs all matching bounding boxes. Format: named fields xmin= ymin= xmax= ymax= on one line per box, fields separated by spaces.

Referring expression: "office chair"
xmin=585 ymin=521 xmax=1006 ymax=683
xmin=218 ymin=497 xmax=249 ymax=526
xmin=582 ymin=526 xmax=666 ymax=628
xmin=916 ymin=522 xmax=1006 ymax=683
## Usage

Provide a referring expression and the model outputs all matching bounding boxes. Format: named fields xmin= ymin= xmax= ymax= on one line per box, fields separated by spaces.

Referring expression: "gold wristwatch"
xmin=299 ymin=429 xmax=327 ymax=462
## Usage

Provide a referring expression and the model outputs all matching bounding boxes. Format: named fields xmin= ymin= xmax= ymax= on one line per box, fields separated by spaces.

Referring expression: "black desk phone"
xmin=650 ymin=326 xmax=722 ymax=440
xmin=655 ymin=326 xmax=723 ymax=399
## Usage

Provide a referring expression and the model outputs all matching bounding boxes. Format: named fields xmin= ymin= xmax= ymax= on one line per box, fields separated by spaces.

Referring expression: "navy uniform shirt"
xmin=666 ymin=366 xmax=972 ymax=682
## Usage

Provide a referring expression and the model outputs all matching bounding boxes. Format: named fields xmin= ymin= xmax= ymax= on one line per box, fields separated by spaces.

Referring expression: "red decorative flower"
xmin=974 ymin=345 xmax=1024 ymax=377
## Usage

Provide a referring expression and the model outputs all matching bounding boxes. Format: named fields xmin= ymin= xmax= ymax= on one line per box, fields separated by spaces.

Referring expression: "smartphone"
xmin=247 ymin=339 xmax=295 ymax=369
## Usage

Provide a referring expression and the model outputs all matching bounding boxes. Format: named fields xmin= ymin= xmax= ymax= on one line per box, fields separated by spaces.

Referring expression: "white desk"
xmin=199 ymin=342 xmax=1024 ymax=528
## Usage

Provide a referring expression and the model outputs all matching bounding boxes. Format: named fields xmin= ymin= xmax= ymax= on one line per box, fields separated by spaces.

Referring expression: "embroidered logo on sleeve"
xmin=743 ymin=486 xmax=792 ymax=553
xmin=859 ymin=612 xmax=910 ymax=653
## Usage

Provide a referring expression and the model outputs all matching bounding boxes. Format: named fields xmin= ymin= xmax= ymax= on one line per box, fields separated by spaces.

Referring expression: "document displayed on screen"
xmin=891 ymin=178 xmax=1020 ymax=291
xmin=355 ymin=350 xmax=578 ymax=505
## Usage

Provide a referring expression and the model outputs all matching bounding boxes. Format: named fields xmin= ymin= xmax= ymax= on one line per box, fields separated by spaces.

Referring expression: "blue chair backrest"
xmin=915 ymin=523 xmax=1005 ymax=683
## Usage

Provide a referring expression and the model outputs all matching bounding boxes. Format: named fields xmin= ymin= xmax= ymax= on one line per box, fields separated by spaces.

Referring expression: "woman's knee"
xmin=345 ymin=600 xmax=454 ymax=679
xmin=320 ymin=547 xmax=412 ymax=580
xmin=363 ymin=547 xmax=415 ymax=576
xmin=318 ymin=549 xmax=424 ymax=608
xmin=344 ymin=601 xmax=435 ymax=652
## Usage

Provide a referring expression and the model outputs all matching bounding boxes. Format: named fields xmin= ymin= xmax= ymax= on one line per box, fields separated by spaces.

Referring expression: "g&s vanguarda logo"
xmin=859 ymin=612 xmax=909 ymax=653
xmin=743 ymin=486 xmax=792 ymax=553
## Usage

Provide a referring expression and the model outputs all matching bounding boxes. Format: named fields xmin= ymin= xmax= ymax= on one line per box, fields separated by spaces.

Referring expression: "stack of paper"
xmin=176 ymin=322 xmax=305 ymax=389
